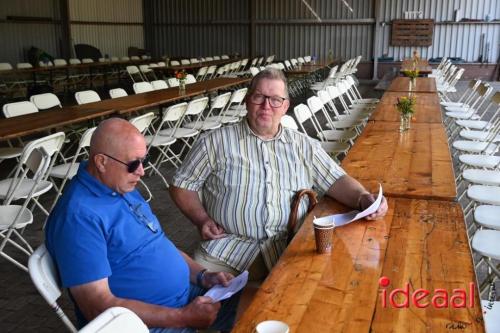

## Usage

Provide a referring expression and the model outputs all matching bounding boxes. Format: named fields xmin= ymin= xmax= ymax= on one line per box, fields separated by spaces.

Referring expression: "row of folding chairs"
xmin=439 ymin=75 xmax=500 ymax=330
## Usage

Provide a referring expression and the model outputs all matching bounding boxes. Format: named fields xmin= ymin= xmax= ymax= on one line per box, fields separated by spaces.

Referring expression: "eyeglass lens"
xmin=250 ymin=94 xmax=285 ymax=107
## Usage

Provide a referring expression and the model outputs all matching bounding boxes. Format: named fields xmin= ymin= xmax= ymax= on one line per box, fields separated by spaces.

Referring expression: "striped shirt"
xmin=172 ymin=120 xmax=345 ymax=271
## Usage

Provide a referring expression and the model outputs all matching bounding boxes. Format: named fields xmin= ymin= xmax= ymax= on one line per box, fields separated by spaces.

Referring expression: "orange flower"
xmin=175 ymin=70 xmax=187 ymax=80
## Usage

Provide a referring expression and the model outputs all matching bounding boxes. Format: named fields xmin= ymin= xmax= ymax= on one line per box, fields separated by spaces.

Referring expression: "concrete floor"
xmin=0 ymin=79 xmax=498 ymax=332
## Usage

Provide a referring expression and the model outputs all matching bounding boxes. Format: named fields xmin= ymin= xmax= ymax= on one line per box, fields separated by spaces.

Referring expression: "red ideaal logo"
xmin=379 ymin=276 xmax=476 ymax=308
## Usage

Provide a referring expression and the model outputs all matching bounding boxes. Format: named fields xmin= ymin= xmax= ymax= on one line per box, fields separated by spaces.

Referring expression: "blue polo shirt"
xmin=45 ymin=161 xmax=190 ymax=308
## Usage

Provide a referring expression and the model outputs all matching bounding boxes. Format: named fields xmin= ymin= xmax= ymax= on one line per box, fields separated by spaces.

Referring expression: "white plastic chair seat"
xmin=481 ymin=300 xmax=500 ymax=333
xmin=318 ymin=129 xmax=357 ymax=142
xmin=445 ymin=105 xmax=472 ymax=113
xmin=0 ymin=179 xmax=53 ymax=201
xmin=455 ymin=120 xmax=491 ymax=130
xmin=463 ymin=169 xmax=500 ymax=186
xmin=0 ymin=205 xmax=33 ymax=230
xmin=204 ymin=115 xmax=240 ymax=124
xmin=474 ymin=205 xmax=500 ymax=230
xmin=471 ymin=229 xmax=500 ymax=260
xmin=184 ymin=121 xmax=221 ymax=131
xmin=459 ymin=129 xmax=500 ymax=142
xmin=49 ymin=163 xmax=79 ymax=180
xmin=459 ymin=155 xmax=500 ymax=169
xmin=158 ymin=128 xmax=198 ymax=139
xmin=452 ymin=141 xmax=498 ymax=154
xmin=0 ymin=147 xmax=23 ymax=159
xmin=224 ymin=109 xmax=247 ymax=117
xmin=320 ymin=141 xmax=350 ymax=154
xmin=144 ymin=135 xmax=176 ymax=146
xmin=467 ymin=185 xmax=500 ymax=205
xmin=325 ymin=119 xmax=362 ymax=129
xmin=353 ymin=98 xmax=379 ymax=104
xmin=78 ymin=307 xmax=148 ymax=333
xmin=445 ymin=111 xmax=475 ymax=119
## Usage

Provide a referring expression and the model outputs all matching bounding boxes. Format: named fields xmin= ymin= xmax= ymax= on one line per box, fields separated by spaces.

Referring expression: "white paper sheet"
xmin=204 ymin=270 xmax=248 ymax=302
xmin=314 ymin=184 xmax=383 ymax=228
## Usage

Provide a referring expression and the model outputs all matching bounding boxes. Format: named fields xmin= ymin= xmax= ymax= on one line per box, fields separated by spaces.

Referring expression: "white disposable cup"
xmin=256 ymin=320 xmax=290 ymax=333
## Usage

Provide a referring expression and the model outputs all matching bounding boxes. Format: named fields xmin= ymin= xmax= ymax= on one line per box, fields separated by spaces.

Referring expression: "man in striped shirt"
xmin=170 ymin=68 xmax=388 ymax=280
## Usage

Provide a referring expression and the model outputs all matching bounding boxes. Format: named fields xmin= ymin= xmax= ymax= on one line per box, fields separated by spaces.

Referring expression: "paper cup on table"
xmin=256 ymin=320 xmax=290 ymax=333
xmin=313 ymin=216 xmax=335 ymax=254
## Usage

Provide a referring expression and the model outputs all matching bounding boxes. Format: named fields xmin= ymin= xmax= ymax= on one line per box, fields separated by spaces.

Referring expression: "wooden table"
xmin=0 ymin=77 xmax=250 ymax=140
xmin=233 ymin=197 xmax=484 ymax=332
xmin=0 ymin=106 xmax=117 ymax=141
xmin=401 ymin=59 xmax=433 ymax=74
xmin=387 ymin=77 xmax=437 ymax=93
xmin=371 ymin=92 xmax=442 ymax=123
xmin=341 ymin=121 xmax=456 ymax=201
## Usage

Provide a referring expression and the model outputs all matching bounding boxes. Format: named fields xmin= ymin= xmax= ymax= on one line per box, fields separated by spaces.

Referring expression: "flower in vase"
xmin=395 ymin=96 xmax=416 ymax=115
xmin=175 ymin=70 xmax=187 ymax=81
xmin=402 ymin=69 xmax=419 ymax=79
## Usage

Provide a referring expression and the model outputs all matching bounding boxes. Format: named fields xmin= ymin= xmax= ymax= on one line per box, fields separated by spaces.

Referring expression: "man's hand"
xmin=201 ymin=271 xmax=234 ymax=289
xmin=358 ymin=193 xmax=388 ymax=220
xmin=199 ymin=219 xmax=227 ymax=240
xmin=179 ymin=296 xmax=221 ymax=328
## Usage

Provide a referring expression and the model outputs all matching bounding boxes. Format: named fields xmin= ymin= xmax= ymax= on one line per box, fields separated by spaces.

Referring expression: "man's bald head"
xmin=90 ymin=118 xmax=142 ymax=159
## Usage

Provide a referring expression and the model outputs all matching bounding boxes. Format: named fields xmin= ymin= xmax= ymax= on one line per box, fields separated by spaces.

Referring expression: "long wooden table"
xmin=0 ymin=77 xmax=251 ymax=141
xmin=233 ymin=197 xmax=484 ymax=332
xmin=387 ymin=77 xmax=437 ymax=93
xmin=341 ymin=121 xmax=456 ymax=201
xmin=370 ymin=92 xmax=442 ymax=123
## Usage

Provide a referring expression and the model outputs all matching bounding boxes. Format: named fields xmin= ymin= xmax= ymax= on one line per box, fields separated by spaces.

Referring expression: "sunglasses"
xmin=101 ymin=153 xmax=149 ymax=173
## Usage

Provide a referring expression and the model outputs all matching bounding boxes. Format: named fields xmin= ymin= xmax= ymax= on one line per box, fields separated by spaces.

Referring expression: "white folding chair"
xmin=3 ymin=101 xmax=38 ymax=118
xmin=0 ymin=148 xmax=51 ymax=271
xmin=126 ymin=66 xmax=144 ymax=83
xmin=183 ymin=96 xmax=222 ymax=132
xmin=151 ymin=80 xmax=168 ymax=90
xmin=0 ymin=132 xmax=65 ymax=217
xmin=29 ymin=244 xmax=78 ymax=332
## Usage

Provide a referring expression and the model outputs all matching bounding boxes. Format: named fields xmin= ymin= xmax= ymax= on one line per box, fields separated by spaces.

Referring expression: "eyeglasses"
xmin=248 ymin=93 xmax=287 ymax=108
xmin=101 ymin=153 xmax=149 ymax=173
xmin=130 ymin=203 xmax=158 ymax=233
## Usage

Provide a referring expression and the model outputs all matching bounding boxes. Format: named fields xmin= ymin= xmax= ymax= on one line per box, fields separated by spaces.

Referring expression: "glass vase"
xmin=399 ymin=113 xmax=411 ymax=132
xmin=179 ymin=79 xmax=186 ymax=92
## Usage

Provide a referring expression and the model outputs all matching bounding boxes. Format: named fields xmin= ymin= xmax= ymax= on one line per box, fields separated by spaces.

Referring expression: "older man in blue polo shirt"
xmin=45 ymin=118 xmax=238 ymax=332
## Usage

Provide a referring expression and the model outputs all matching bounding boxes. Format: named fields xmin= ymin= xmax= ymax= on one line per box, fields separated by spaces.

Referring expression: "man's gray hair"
xmin=247 ymin=68 xmax=290 ymax=99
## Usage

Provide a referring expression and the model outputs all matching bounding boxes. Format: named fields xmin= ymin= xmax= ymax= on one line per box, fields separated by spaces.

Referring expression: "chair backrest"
xmin=133 ymin=82 xmax=154 ymax=94
xmin=180 ymin=59 xmax=190 ymax=65
xmin=98 ymin=58 xmax=109 ymax=63
xmin=129 ymin=112 xmax=155 ymax=133
xmin=17 ymin=62 xmax=33 ymax=69
xmin=190 ymin=58 xmax=199 ymax=63
xmin=75 ymin=90 xmax=101 ymax=105
xmin=151 ymin=80 xmax=168 ymax=90
xmin=110 ymin=56 xmax=119 ymax=62
xmin=81 ymin=58 xmax=93 ymax=64
xmin=195 ymin=66 xmax=208 ymax=80
xmin=213 ymin=55 xmax=221 ymax=60
xmin=0 ymin=62 xmax=13 ymax=70
xmin=78 ymin=307 xmax=148 ymax=333
xmin=53 ymin=59 xmax=67 ymax=66
xmin=185 ymin=74 xmax=196 ymax=84
xmin=121 ymin=56 xmax=130 ymax=61
xmin=221 ymin=55 xmax=230 ymax=60
xmin=250 ymin=67 xmax=260 ymax=77
xmin=281 ymin=115 xmax=298 ymax=130
xmin=205 ymin=65 xmax=217 ymax=79
xmin=130 ymin=56 xmax=140 ymax=61
xmin=109 ymin=88 xmax=128 ymax=99
xmin=170 ymin=60 xmax=180 ymax=66
xmin=205 ymin=56 xmax=214 ymax=61
xmin=126 ymin=65 xmax=140 ymax=75
xmin=167 ymin=77 xmax=179 ymax=87
xmin=162 ymin=102 xmax=188 ymax=122
xmin=69 ymin=58 xmax=81 ymax=65
xmin=307 ymin=95 xmax=325 ymax=114
xmin=29 ymin=244 xmax=78 ymax=332
xmin=228 ymin=87 xmax=248 ymax=106
xmin=139 ymin=65 xmax=151 ymax=73
xmin=185 ymin=97 xmax=209 ymax=116
xmin=39 ymin=60 xmax=54 ymax=67
xmin=3 ymin=101 xmax=39 ymax=118
xmin=30 ymin=93 xmax=62 ymax=110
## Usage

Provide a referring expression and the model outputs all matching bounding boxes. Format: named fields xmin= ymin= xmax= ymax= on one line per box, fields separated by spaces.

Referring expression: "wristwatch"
xmin=196 ymin=269 xmax=208 ymax=287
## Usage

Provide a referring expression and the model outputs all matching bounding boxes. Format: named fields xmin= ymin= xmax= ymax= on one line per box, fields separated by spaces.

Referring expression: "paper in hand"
xmin=313 ymin=184 xmax=383 ymax=228
xmin=204 ymin=270 xmax=248 ymax=302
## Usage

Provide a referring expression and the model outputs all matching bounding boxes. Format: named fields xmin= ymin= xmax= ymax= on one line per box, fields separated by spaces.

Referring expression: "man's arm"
xmin=326 ymin=174 xmax=388 ymax=220
xmin=70 ymin=278 xmax=220 ymax=329
xmin=169 ymin=185 xmax=226 ymax=240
